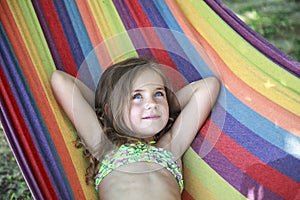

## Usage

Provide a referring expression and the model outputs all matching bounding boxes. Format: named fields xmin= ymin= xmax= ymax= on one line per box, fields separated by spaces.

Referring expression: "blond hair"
xmin=82 ymin=57 xmax=180 ymax=184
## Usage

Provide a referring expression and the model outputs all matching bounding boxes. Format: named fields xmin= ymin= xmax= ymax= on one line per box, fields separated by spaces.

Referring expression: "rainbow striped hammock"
xmin=1 ymin=0 xmax=299 ymax=199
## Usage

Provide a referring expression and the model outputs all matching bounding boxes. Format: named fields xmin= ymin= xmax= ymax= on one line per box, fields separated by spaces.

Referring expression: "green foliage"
xmin=222 ymin=0 xmax=300 ymax=61
xmin=0 ymin=128 xmax=33 ymax=199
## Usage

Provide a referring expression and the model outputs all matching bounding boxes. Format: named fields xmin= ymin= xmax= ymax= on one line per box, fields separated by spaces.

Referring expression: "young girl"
xmin=51 ymin=57 xmax=220 ymax=199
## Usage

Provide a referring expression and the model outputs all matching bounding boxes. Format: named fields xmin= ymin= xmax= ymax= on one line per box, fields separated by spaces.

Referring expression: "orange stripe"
xmin=75 ymin=0 xmax=112 ymax=69
xmin=1 ymin=1 xmax=86 ymax=198
xmin=1 ymin=2 xmax=57 ymax=198
xmin=167 ymin=0 xmax=300 ymax=135
xmin=196 ymin=30 xmax=300 ymax=135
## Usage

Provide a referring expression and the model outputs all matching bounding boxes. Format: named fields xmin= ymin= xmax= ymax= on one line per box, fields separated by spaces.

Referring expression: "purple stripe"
xmin=205 ymin=0 xmax=300 ymax=77
xmin=0 ymin=26 xmax=71 ymax=199
xmin=221 ymin=106 xmax=300 ymax=183
xmin=139 ymin=0 xmax=202 ymax=82
xmin=31 ymin=0 xmax=65 ymax=71
xmin=0 ymin=29 xmax=43 ymax=199
xmin=200 ymin=103 xmax=299 ymax=182
xmin=113 ymin=0 xmax=152 ymax=56
xmin=52 ymin=1 xmax=83 ymax=69
xmin=192 ymin=134 xmax=282 ymax=199
xmin=0 ymin=99 xmax=43 ymax=199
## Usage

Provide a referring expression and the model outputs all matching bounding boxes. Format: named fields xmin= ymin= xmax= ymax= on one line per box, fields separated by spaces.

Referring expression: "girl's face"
xmin=124 ymin=69 xmax=169 ymax=140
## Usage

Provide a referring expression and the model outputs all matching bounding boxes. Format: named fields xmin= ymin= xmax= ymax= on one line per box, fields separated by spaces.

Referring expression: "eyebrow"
xmin=132 ymin=87 xmax=165 ymax=93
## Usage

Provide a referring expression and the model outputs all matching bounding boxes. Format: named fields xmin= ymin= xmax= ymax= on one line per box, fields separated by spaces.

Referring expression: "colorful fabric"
xmin=1 ymin=0 xmax=299 ymax=199
xmin=95 ymin=142 xmax=184 ymax=192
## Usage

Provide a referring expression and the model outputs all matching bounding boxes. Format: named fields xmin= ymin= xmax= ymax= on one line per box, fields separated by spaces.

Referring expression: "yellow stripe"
xmin=183 ymin=148 xmax=247 ymax=200
xmin=8 ymin=0 xmax=57 ymax=106
xmin=51 ymin=107 xmax=97 ymax=199
xmin=87 ymin=0 xmax=137 ymax=62
xmin=8 ymin=1 xmax=55 ymax=78
xmin=177 ymin=0 xmax=300 ymax=115
xmin=8 ymin=1 xmax=96 ymax=198
xmin=184 ymin=167 xmax=218 ymax=199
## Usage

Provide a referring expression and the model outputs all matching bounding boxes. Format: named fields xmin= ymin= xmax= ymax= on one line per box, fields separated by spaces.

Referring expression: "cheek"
xmin=161 ymin=101 xmax=170 ymax=122
xmin=128 ymin=105 xmax=142 ymax=123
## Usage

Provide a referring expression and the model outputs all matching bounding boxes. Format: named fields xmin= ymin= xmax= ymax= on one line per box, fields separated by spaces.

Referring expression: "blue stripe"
xmin=62 ymin=0 xmax=92 ymax=57
xmin=0 ymin=23 xmax=44 ymax=200
xmin=53 ymin=0 xmax=83 ymax=68
xmin=137 ymin=8 xmax=300 ymax=181
xmin=153 ymin=0 xmax=215 ymax=77
xmin=153 ymin=0 xmax=299 ymax=158
xmin=144 ymin=5 xmax=299 ymax=163
xmin=53 ymin=0 xmax=100 ymax=91
xmin=78 ymin=51 xmax=102 ymax=91
xmin=113 ymin=0 xmax=152 ymax=57
xmin=116 ymin=0 xmax=298 ymax=173
xmin=193 ymin=135 xmax=282 ymax=200
xmin=0 ymin=24 xmax=73 ymax=200
xmin=206 ymin=96 xmax=299 ymax=182
xmin=132 ymin=0 xmax=298 ymax=182
xmin=139 ymin=0 xmax=201 ymax=82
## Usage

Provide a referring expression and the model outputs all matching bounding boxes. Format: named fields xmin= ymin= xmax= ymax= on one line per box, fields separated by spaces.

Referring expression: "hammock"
xmin=1 ymin=0 xmax=299 ymax=199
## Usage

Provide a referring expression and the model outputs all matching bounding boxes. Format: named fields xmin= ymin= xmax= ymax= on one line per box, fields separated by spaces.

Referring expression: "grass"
xmin=0 ymin=0 xmax=299 ymax=199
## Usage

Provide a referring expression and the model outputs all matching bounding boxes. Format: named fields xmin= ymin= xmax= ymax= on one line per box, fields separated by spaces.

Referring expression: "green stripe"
xmin=183 ymin=148 xmax=246 ymax=200
xmin=97 ymin=1 xmax=137 ymax=60
xmin=18 ymin=0 xmax=56 ymax=78
xmin=191 ymin=1 xmax=300 ymax=95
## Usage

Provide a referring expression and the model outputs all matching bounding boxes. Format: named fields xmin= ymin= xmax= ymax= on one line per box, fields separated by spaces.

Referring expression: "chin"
xmin=136 ymin=129 xmax=163 ymax=139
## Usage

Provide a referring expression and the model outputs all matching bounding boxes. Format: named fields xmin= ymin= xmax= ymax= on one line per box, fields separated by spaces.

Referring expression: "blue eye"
xmin=133 ymin=93 xmax=142 ymax=99
xmin=155 ymin=91 xmax=164 ymax=97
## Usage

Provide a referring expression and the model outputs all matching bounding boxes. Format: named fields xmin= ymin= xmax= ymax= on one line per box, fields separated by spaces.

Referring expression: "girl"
xmin=51 ymin=57 xmax=220 ymax=199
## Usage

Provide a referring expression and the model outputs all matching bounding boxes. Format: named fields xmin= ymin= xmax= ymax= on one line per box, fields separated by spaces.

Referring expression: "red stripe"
xmin=39 ymin=0 xmax=78 ymax=76
xmin=0 ymin=67 xmax=58 ymax=199
xmin=181 ymin=189 xmax=195 ymax=200
xmin=75 ymin=0 xmax=112 ymax=69
xmin=1 ymin=2 xmax=85 ymax=198
xmin=124 ymin=0 xmax=177 ymax=69
xmin=201 ymin=119 xmax=300 ymax=199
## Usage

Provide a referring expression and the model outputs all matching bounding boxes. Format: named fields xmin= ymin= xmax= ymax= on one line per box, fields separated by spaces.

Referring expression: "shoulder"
xmin=155 ymin=131 xmax=177 ymax=156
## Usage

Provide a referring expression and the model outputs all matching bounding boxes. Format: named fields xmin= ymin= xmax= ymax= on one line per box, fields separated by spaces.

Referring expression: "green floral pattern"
xmin=95 ymin=142 xmax=184 ymax=192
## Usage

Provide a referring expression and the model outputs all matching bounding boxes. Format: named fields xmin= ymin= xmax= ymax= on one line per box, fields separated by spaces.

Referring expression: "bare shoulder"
xmin=159 ymin=77 xmax=220 ymax=158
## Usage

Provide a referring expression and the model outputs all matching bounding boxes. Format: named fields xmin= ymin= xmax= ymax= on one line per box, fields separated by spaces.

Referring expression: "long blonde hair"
xmin=81 ymin=57 xmax=180 ymax=184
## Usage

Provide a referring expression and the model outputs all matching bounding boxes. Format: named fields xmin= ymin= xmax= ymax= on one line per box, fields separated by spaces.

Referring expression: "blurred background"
xmin=222 ymin=0 xmax=300 ymax=61
xmin=1 ymin=0 xmax=299 ymax=199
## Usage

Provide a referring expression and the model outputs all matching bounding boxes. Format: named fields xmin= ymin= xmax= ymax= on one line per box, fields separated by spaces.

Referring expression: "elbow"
xmin=50 ymin=70 xmax=62 ymax=90
xmin=207 ymin=76 xmax=220 ymax=96
xmin=195 ymin=76 xmax=220 ymax=106
xmin=195 ymin=76 xmax=220 ymax=94
xmin=50 ymin=70 xmax=70 ymax=94
xmin=207 ymin=76 xmax=220 ymax=107
xmin=209 ymin=76 xmax=220 ymax=93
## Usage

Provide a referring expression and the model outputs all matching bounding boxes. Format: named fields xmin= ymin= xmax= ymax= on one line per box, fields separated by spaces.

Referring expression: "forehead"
xmin=132 ymin=69 xmax=164 ymax=90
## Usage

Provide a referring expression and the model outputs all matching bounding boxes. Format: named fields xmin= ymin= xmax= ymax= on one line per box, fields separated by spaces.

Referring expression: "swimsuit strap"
xmin=95 ymin=142 xmax=184 ymax=192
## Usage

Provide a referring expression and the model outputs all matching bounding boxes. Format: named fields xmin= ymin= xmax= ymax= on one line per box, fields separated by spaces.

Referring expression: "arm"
xmin=50 ymin=70 xmax=102 ymax=154
xmin=158 ymin=77 xmax=220 ymax=158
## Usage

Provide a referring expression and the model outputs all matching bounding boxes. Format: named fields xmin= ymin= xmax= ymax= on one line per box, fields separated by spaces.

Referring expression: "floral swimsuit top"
xmin=95 ymin=142 xmax=184 ymax=192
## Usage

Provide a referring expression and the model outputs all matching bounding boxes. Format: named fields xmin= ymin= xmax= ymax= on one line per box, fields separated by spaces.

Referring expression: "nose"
xmin=145 ymin=98 xmax=157 ymax=110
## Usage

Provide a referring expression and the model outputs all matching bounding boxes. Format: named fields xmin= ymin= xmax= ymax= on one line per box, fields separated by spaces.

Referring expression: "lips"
xmin=142 ymin=115 xmax=160 ymax=119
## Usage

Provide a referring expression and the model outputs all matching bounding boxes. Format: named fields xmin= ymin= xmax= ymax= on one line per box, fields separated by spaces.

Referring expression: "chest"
xmin=98 ymin=163 xmax=181 ymax=200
